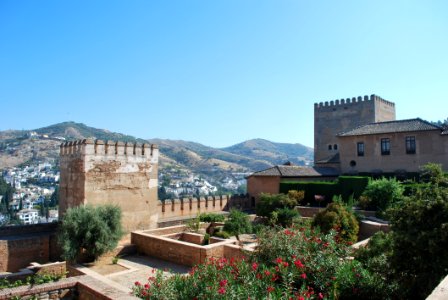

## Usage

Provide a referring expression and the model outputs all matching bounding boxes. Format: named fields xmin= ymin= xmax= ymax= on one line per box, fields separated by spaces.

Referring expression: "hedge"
xmin=338 ymin=176 xmax=370 ymax=200
xmin=280 ymin=181 xmax=338 ymax=206
xmin=280 ymin=176 xmax=370 ymax=205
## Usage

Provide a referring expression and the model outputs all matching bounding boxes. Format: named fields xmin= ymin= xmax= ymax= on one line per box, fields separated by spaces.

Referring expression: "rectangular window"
xmin=381 ymin=138 xmax=390 ymax=155
xmin=357 ymin=142 xmax=364 ymax=156
xmin=406 ymin=136 xmax=416 ymax=154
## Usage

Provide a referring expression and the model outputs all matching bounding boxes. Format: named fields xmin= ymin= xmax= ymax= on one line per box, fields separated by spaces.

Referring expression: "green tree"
xmin=223 ymin=208 xmax=252 ymax=241
xmin=388 ymin=184 xmax=448 ymax=299
xmin=312 ymin=197 xmax=359 ymax=243
xmin=58 ymin=205 xmax=123 ymax=262
xmin=360 ymin=177 xmax=404 ymax=214
xmin=420 ymin=162 xmax=445 ymax=185
xmin=49 ymin=186 xmax=59 ymax=208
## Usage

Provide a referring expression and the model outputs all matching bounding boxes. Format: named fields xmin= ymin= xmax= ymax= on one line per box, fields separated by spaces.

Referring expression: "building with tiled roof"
xmin=337 ymin=117 xmax=448 ymax=174
xmin=247 ymin=163 xmax=339 ymax=202
xmin=247 ymin=95 xmax=448 ymax=202
xmin=338 ymin=118 xmax=442 ymax=136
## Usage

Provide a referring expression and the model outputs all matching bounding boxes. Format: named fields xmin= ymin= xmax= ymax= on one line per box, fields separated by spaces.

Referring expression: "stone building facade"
xmin=59 ymin=139 xmax=159 ymax=232
xmin=338 ymin=118 xmax=448 ymax=173
xmin=314 ymin=94 xmax=396 ymax=168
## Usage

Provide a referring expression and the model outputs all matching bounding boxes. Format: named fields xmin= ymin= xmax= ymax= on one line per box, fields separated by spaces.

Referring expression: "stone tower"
xmin=314 ymin=94 xmax=396 ymax=168
xmin=59 ymin=139 xmax=159 ymax=232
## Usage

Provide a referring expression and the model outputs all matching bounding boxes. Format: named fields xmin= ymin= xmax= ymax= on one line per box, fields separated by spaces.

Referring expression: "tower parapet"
xmin=314 ymin=94 xmax=395 ymax=110
xmin=60 ymin=139 xmax=158 ymax=161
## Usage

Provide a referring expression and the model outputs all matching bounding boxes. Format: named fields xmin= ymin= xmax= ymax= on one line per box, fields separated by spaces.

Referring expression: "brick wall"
xmin=0 ymin=223 xmax=59 ymax=273
xmin=132 ymin=229 xmax=240 ymax=267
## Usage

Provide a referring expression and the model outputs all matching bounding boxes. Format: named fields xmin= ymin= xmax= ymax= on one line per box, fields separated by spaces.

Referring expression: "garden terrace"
xmin=131 ymin=224 xmax=253 ymax=267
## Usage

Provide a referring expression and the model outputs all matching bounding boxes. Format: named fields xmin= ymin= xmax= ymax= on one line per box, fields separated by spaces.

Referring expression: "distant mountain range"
xmin=0 ymin=122 xmax=313 ymax=177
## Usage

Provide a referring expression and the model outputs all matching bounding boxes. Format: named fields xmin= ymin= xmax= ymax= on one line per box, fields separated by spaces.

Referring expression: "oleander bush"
xmin=133 ymin=226 xmax=387 ymax=300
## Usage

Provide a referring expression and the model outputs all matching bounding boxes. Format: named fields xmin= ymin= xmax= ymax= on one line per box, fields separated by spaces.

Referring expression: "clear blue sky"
xmin=1 ymin=1 xmax=447 ymax=148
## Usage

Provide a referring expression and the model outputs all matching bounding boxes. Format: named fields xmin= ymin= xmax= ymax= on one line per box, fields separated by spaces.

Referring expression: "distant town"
xmin=1 ymin=161 xmax=59 ymax=225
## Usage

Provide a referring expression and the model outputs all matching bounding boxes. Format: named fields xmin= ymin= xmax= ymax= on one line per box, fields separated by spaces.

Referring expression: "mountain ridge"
xmin=0 ymin=122 xmax=313 ymax=178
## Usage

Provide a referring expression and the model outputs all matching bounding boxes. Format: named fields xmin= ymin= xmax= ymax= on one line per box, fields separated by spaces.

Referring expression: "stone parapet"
xmin=158 ymin=194 xmax=253 ymax=221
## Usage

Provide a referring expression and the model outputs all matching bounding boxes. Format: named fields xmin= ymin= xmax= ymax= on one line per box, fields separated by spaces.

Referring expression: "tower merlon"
xmin=314 ymin=94 xmax=395 ymax=109
xmin=59 ymin=139 xmax=158 ymax=159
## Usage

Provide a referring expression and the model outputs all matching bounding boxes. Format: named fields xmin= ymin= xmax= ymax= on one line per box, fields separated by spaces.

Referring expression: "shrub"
xmin=312 ymin=198 xmax=359 ymax=243
xmin=360 ymin=177 xmax=404 ymax=213
xmin=287 ymin=190 xmax=305 ymax=204
xmin=272 ymin=207 xmax=300 ymax=228
xmin=223 ymin=209 xmax=252 ymax=240
xmin=388 ymin=184 xmax=448 ymax=299
xmin=256 ymin=193 xmax=296 ymax=218
xmin=420 ymin=162 xmax=446 ymax=185
xmin=253 ymin=226 xmax=366 ymax=297
xmin=133 ymin=256 xmax=329 ymax=299
xmin=199 ymin=212 xmax=225 ymax=223
xmin=186 ymin=215 xmax=201 ymax=233
xmin=280 ymin=181 xmax=338 ymax=206
xmin=58 ymin=205 xmax=123 ymax=262
xmin=257 ymin=193 xmax=301 ymax=227
xmin=213 ymin=230 xmax=231 ymax=239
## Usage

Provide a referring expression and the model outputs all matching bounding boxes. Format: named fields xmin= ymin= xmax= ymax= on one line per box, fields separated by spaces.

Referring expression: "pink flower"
xmin=144 ymin=283 xmax=150 ymax=289
xmin=134 ymin=281 xmax=141 ymax=286
xmin=219 ymin=279 xmax=228 ymax=287
xmin=264 ymin=270 xmax=271 ymax=276
xmin=282 ymin=262 xmax=289 ymax=268
xmin=275 ymin=257 xmax=283 ymax=264
xmin=252 ymin=262 xmax=258 ymax=271
xmin=267 ymin=286 xmax=275 ymax=293
xmin=301 ymin=273 xmax=307 ymax=279
xmin=318 ymin=292 xmax=324 ymax=299
xmin=294 ymin=259 xmax=304 ymax=268
xmin=218 ymin=287 xmax=226 ymax=294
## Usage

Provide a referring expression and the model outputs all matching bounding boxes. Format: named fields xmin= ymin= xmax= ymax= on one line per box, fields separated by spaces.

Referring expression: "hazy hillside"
xmin=35 ymin=122 xmax=146 ymax=143
xmin=222 ymin=138 xmax=313 ymax=166
xmin=0 ymin=122 xmax=313 ymax=175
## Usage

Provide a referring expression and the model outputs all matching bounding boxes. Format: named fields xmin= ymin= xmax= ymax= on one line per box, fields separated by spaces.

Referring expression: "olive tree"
xmin=58 ymin=205 xmax=123 ymax=262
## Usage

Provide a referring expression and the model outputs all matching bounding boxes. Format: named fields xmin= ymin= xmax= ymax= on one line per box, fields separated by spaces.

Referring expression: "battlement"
xmin=59 ymin=139 xmax=158 ymax=158
xmin=157 ymin=194 xmax=253 ymax=221
xmin=314 ymin=94 xmax=395 ymax=109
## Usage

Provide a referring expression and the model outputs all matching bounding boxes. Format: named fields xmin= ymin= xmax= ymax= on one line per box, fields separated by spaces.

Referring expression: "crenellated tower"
xmin=314 ymin=94 xmax=396 ymax=168
xmin=59 ymin=139 xmax=159 ymax=232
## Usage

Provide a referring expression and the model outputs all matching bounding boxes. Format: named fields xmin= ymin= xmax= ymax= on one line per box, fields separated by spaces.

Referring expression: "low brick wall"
xmin=358 ymin=220 xmax=390 ymax=241
xmin=0 ymin=275 xmax=138 ymax=300
xmin=0 ymin=223 xmax=60 ymax=273
xmin=132 ymin=227 xmax=241 ymax=267
xmin=297 ymin=206 xmax=376 ymax=218
xmin=223 ymin=244 xmax=253 ymax=261
xmin=179 ymin=232 xmax=205 ymax=245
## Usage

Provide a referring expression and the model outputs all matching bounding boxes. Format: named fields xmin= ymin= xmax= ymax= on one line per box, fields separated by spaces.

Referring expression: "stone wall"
xmin=157 ymin=194 xmax=253 ymax=224
xmin=0 ymin=223 xmax=59 ymax=273
xmin=0 ymin=275 xmax=138 ymax=300
xmin=247 ymin=176 xmax=280 ymax=203
xmin=59 ymin=139 xmax=159 ymax=232
xmin=314 ymin=94 xmax=396 ymax=164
